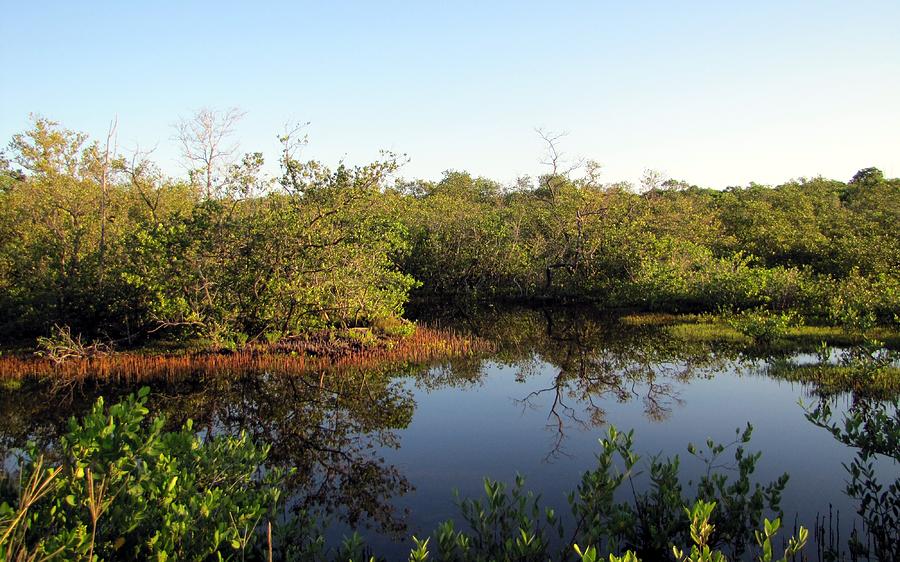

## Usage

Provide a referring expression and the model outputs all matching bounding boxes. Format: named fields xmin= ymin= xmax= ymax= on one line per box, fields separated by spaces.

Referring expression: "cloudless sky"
xmin=2 ymin=1 xmax=899 ymax=188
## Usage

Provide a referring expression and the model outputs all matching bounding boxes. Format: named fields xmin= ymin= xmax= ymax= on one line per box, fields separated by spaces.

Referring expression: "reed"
xmin=0 ymin=326 xmax=493 ymax=384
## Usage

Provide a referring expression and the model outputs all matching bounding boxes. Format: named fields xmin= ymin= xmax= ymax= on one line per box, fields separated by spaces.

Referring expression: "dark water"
xmin=1 ymin=306 xmax=897 ymax=560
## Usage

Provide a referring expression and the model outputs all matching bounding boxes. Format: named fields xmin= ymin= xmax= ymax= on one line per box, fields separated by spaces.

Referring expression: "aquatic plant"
xmin=0 ymin=387 xmax=286 ymax=560
xmin=767 ymin=338 xmax=900 ymax=400
xmin=0 ymin=390 xmax=808 ymax=561
xmin=805 ymin=397 xmax=899 ymax=561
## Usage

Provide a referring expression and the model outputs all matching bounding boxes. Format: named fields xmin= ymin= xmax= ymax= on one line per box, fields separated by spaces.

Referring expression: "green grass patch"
xmin=622 ymin=312 xmax=900 ymax=349
xmin=665 ymin=321 xmax=750 ymax=344
xmin=619 ymin=313 xmax=682 ymax=326
xmin=772 ymin=364 xmax=900 ymax=400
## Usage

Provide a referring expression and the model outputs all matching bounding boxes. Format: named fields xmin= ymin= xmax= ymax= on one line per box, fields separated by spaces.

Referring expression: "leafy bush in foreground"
xmin=0 ymin=388 xmax=285 ymax=560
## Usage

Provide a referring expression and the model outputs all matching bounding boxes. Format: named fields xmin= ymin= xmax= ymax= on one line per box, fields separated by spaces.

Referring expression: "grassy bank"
xmin=619 ymin=313 xmax=900 ymax=349
xmin=0 ymin=325 xmax=491 ymax=384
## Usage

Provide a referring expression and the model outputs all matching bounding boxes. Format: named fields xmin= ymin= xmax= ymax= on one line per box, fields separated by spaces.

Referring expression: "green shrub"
xmin=828 ymin=270 xmax=900 ymax=333
xmin=0 ymin=388 xmax=286 ymax=561
xmin=805 ymin=396 xmax=899 ymax=560
xmin=725 ymin=308 xmax=800 ymax=344
xmin=372 ymin=317 xmax=416 ymax=338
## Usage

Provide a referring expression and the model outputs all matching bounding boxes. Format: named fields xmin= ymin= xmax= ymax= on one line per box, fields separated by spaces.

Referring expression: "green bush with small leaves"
xmin=0 ymin=388 xmax=287 ymax=561
xmin=725 ymin=307 xmax=800 ymax=344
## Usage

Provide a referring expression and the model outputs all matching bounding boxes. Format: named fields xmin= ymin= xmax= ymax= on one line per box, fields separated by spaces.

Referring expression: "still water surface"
xmin=1 ymin=306 xmax=896 ymax=559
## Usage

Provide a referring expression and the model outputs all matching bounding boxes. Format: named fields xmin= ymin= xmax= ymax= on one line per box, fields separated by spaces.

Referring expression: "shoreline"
xmin=0 ymin=325 xmax=492 ymax=384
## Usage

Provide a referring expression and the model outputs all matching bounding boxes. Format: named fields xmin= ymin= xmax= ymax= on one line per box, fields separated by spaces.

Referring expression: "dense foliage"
xmin=0 ymin=388 xmax=285 ymax=560
xmin=400 ymin=170 xmax=899 ymax=322
xmin=0 ymin=118 xmax=415 ymax=347
xmin=1 ymin=117 xmax=898 ymax=346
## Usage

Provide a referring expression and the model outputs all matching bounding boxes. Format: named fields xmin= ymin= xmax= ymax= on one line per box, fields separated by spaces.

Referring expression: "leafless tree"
xmin=98 ymin=117 xmax=117 ymax=280
xmin=122 ymin=143 xmax=165 ymax=222
xmin=640 ymin=168 xmax=667 ymax=194
xmin=535 ymin=128 xmax=584 ymax=199
xmin=536 ymin=127 xmax=567 ymax=176
xmin=174 ymin=107 xmax=245 ymax=198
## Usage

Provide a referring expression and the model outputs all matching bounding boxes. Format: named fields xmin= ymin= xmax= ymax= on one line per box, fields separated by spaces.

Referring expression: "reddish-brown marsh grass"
xmin=0 ymin=327 xmax=492 ymax=384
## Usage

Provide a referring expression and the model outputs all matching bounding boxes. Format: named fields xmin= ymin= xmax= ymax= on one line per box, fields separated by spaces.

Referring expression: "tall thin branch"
xmin=98 ymin=116 xmax=117 ymax=281
xmin=174 ymin=107 xmax=245 ymax=198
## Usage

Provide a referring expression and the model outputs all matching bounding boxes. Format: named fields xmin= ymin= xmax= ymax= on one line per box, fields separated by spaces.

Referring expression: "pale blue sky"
xmin=2 ymin=1 xmax=899 ymax=187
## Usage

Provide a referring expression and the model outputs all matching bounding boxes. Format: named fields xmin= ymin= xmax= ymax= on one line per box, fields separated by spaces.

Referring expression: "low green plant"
xmin=805 ymin=397 xmax=899 ymax=561
xmin=373 ymin=317 xmax=416 ymax=338
xmin=725 ymin=308 xmax=800 ymax=344
xmin=450 ymin=473 xmax=563 ymax=561
xmin=263 ymin=330 xmax=284 ymax=345
xmin=671 ymin=501 xmax=726 ymax=562
xmin=410 ymin=424 xmax=791 ymax=561
xmin=573 ymin=501 xmax=806 ymax=562
xmin=347 ymin=328 xmax=379 ymax=348
xmin=568 ymin=424 xmax=789 ymax=560
xmin=0 ymin=388 xmax=287 ymax=561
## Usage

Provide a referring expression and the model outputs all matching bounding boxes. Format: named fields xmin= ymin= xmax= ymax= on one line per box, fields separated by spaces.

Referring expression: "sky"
xmin=2 ymin=0 xmax=899 ymax=188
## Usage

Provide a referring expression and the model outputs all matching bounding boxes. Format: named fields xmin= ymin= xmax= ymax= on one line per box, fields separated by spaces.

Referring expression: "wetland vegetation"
xmin=0 ymin=116 xmax=898 ymax=356
xmin=1 ymin=306 xmax=897 ymax=560
xmin=1 ymin=116 xmax=898 ymax=560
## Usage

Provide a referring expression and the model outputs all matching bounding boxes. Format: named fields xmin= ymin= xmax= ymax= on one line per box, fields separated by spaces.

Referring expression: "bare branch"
xmin=173 ymin=107 xmax=246 ymax=198
xmin=535 ymin=127 xmax=567 ymax=176
xmin=98 ymin=116 xmax=118 ymax=280
xmin=640 ymin=168 xmax=668 ymax=194
xmin=535 ymin=128 xmax=585 ymax=199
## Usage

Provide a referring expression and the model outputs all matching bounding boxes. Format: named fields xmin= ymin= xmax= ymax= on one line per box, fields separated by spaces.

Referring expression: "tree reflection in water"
xmin=417 ymin=306 xmax=730 ymax=458
xmin=0 ymin=365 xmax=419 ymax=536
xmin=806 ymin=397 xmax=899 ymax=561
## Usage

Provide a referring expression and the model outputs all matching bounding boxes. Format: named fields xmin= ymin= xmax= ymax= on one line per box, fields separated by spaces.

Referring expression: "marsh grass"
xmin=0 ymin=326 xmax=492 ymax=384
xmin=623 ymin=313 xmax=900 ymax=349
xmin=774 ymin=364 xmax=900 ymax=399
xmin=782 ymin=326 xmax=900 ymax=348
xmin=618 ymin=313 xmax=681 ymax=326
xmin=664 ymin=322 xmax=750 ymax=344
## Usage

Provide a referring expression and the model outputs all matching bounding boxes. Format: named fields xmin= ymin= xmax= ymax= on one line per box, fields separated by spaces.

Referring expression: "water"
xmin=365 ymin=362 xmax=857 ymax=552
xmin=1 ymin=306 xmax=897 ymax=560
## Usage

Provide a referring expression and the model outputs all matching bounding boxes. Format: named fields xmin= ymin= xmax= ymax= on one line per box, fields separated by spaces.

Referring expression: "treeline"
xmin=1 ymin=116 xmax=898 ymax=346
xmin=402 ymin=168 xmax=899 ymax=321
